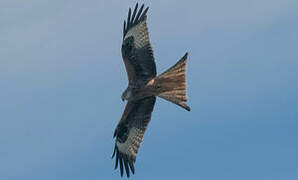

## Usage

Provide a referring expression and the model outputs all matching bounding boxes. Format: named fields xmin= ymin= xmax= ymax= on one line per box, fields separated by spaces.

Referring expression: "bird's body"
xmin=112 ymin=3 xmax=190 ymax=177
xmin=121 ymin=79 xmax=155 ymax=101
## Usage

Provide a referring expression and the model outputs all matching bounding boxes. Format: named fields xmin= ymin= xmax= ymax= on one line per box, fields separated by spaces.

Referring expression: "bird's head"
xmin=121 ymin=88 xmax=132 ymax=101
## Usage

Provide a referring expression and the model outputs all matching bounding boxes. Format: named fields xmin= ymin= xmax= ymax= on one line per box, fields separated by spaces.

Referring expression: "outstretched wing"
xmin=112 ymin=96 xmax=156 ymax=177
xmin=121 ymin=3 xmax=157 ymax=85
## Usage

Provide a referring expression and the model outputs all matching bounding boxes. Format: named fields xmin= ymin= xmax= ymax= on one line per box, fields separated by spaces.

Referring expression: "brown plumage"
xmin=112 ymin=3 xmax=190 ymax=177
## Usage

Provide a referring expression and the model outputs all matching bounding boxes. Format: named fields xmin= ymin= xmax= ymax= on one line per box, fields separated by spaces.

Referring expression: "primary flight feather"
xmin=112 ymin=3 xmax=190 ymax=177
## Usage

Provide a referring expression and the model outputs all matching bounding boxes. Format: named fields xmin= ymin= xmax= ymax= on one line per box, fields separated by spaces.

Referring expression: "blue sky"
xmin=1 ymin=0 xmax=298 ymax=179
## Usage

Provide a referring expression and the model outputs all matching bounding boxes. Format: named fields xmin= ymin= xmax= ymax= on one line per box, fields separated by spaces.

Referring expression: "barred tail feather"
xmin=155 ymin=52 xmax=190 ymax=111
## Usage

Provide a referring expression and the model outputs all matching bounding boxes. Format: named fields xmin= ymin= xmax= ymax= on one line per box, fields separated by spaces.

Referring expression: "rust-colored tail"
xmin=154 ymin=52 xmax=190 ymax=111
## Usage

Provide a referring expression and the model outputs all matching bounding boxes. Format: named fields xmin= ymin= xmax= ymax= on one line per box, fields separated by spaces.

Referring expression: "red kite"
xmin=112 ymin=3 xmax=190 ymax=177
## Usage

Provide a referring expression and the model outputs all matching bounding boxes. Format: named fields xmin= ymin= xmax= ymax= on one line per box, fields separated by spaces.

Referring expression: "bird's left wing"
xmin=121 ymin=3 xmax=157 ymax=85
xmin=112 ymin=96 xmax=156 ymax=177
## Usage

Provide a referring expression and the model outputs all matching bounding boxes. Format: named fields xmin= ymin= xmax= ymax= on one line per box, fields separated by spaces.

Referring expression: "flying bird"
xmin=112 ymin=3 xmax=190 ymax=177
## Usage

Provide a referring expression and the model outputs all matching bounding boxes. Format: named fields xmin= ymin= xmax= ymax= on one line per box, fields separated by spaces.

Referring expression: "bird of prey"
xmin=112 ymin=3 xmax=190 ymax=177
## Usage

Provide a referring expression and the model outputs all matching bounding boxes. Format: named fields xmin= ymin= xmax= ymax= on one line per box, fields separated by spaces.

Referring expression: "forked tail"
xmin=154 ymin=52 xmax=190 ymax=111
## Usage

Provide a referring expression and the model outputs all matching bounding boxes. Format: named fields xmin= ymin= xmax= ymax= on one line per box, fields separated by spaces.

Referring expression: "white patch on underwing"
xmin=116 ymin=127 xmax=143 ymax=156
xmin=124 ymin=21 xmax=149 ymax=49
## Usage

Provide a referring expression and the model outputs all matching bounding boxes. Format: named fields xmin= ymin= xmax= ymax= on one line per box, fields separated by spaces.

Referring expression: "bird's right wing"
xmin=112 ymin=96 xmax=156 ymax=177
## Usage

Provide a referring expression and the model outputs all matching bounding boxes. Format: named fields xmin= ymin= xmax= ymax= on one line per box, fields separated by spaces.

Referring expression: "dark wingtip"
xmin=131 ymin=3 xmax=138 ymax=22
xmin=140 ymin=4 xmax=145 ymax=11
xmin=129 ymin=161 xmax=135 ymax=175
xmin=123 ymin=21 xmax=126 ymax=39
xmin=114 ymin=150 xmax=119 ymax=169
xmin=123 ymin=3 xmax=149 ymax=38
xmin=128 ymin=8 xmax=131 ymax=21
xmin=135 ymin=4 xmax=144 ymax=22
xmin=119 ymin=156 xmax=124 ymax=177
xmin=142 ymin=7 xmax=149 ymax=17
xmin=113 ymin=145 xmax=136 ymax=178
xmin=112 ymin=146 xmax=116 ymax=158
xmin=113 ymin=128 xmax=117 ymax=138
xmin=124 ymin=156 xmax=130 ymax=178
xmin=127 ymin=8 xmax=132 ymax=30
